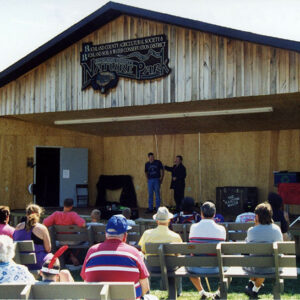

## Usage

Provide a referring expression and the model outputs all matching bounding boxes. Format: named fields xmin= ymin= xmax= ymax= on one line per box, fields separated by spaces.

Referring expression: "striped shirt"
xmin=81 ymin=239 xmax=149 ymax=299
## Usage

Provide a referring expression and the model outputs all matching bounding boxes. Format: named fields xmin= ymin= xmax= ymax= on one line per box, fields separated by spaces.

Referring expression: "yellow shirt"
xmin=138 ymin=225 xmax=183 ymax=254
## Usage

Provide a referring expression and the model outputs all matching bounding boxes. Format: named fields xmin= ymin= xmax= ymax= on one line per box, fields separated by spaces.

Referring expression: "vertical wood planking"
xmin=252 ymin=44 xmax=262 ymax=96
xmin=203 ymin=33 xmax=211 ymax=99
xmin=149 ymin=21 xmax=157 ymax=104
xmin=270 ymin=48 xmax=278 ymax=94
xmin=169 ymin=25 xmax=176 ymax=102
xmin=210 ymin=35 xmax=218 ymax=99
xmin=1 ymin=15 xmax=300 ymax=115
xmin=217 ymin=36 xmax=225 ymax=99
xmin=278 ymin=49 xmax=289 ymax=93
xmin=262 ymin=46 xmax=270 ymax=95
xmin=135 ymin=17 xmax=144 ymax=106
xmin=289 ymin=52 xmax=298 ymax=92
xmin=191 ymin=30 xmax=199 ymax=100
xmin=235 ymin=41 xmax=244 ymax=97
xmin=244 ymin=42 xmax=253 ymax=96
xmin=226 ymin=39 xmax=236 ymax=98
xmin=184 ymin=29 xmax=192 ymax=102
xmin=130 ymin=17 xmax=137 ymax=106
xmin=29 ymin=71 xmax=35 ymax=113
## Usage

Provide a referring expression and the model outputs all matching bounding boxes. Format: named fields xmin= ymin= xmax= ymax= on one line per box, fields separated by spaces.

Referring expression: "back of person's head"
xmin=0 ymin=235 xmax=15 ymax=263
xmin=26 ymin=204 xmax=43 ymax=231
xmin=90 ymin=209 xmax=101 ymax=222
xmin=180 ymin=197 xmax=195 ymax=213
xmin=63 ymin=198 xmax=74 ymax=208
xmin=0 ymin=206 xmax=10 ymax=224
xmin=268 ymin=192 xmax=283 ymax=210
xmin=254 ymin=202 xmax=273 ymax=225
xmin=41 ymin=259 xmax=60 ymax=281
xmin=122 ymin=208 xmax=132 ymax=220
xmin=201 ymin=201 xmax=216 ymax=218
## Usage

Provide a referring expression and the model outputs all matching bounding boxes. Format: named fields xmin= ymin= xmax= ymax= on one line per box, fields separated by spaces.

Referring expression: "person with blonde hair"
xmin=0 ymin=235 xmax=35 ymax=283
xmin=0 ymin=206 xmax=15 ymax=238
xmin=13 ymin=204 xmax=51 ymax=270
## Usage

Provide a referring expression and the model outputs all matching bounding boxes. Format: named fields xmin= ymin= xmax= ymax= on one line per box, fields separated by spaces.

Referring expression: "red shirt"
xmin=81 ymin=239 xmax=149 ymax=299
xmin=43 ymin=211 xmax=85 ymax=227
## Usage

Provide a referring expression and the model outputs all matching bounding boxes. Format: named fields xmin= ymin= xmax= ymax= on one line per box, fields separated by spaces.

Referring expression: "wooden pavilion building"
xmin=0 ymin=2 xmax=300 ymax=215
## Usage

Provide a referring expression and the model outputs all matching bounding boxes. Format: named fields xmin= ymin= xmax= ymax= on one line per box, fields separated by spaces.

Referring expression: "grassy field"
xmin=150 ymin=277 xmax=300 ymax=299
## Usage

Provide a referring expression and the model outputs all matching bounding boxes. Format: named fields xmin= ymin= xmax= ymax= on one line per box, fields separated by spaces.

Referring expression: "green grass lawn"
xmin=150 ymin=276 xmax=300 ymax=299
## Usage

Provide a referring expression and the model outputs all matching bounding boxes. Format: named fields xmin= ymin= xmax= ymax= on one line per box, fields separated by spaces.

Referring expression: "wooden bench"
xmin=14 ymin=240 xmax=39 ymax=278
xmin=49 ymin=225 xmax=92 ymax=266
xmin=145 ymin=242 xmax=227 ymax=299
xmin=14 ymin=240 xmax=37 ymax=265
xmin=0 ymin=282 xmax=136 ymax=300
xmin=89 ymin=224 xmax=107 ymax=244
xmin=226 ymin=222 xmax=256 ymax=241
xmin=217 ymin=241 xmax=297 ymax=299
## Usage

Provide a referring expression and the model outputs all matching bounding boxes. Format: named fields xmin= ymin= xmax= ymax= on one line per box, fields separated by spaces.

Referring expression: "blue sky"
xmin=1 ymin=0 xmax=300 ymax=72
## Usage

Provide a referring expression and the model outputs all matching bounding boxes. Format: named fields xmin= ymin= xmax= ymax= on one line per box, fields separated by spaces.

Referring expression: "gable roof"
xmin=1 ymin=1 xmax=300 ymax=88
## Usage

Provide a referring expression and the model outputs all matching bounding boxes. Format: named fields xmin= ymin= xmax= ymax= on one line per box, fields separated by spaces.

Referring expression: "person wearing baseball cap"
xmin=81 ymin=215 xmax=154 ymax=300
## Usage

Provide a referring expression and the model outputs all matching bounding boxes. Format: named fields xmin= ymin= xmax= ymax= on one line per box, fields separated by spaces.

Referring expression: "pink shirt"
xmin=43 ymin=211 xmax=85 ymax=227
xmin=0 ymin=223 xmax=15 ymax=238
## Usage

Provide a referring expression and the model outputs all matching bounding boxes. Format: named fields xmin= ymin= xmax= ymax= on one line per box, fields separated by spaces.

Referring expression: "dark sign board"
xmin=80 ymin=34 xmax=171 ymax=93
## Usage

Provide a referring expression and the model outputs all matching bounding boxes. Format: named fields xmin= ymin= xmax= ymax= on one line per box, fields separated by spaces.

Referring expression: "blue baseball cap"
xmin=106 ymin=215 xmax=132 ymax=235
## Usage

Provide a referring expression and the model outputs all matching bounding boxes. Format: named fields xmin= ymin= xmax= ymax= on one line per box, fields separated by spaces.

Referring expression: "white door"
xmin=59 ymin=148 xmax=88 ymax=207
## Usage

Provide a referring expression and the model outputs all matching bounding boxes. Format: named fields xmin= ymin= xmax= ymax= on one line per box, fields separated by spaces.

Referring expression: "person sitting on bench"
xmin=43 ymin=198 xmax=86 ymax=266
xmin=188 ymin=201 xmax=226 ymax=299
xmin=244 ymin=202 xmax=283 ymax=299
xmin=0 ymin=235 xmax=35 ymax=284
xmin=40 ymin=246 xmax=74 ymax=282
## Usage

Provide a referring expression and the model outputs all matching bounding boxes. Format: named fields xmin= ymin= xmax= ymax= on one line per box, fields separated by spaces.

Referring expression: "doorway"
xmin=34 ymin=147 xmax=88 ymax=207
xmin=35 ymin=147 xmax=60 ymax=207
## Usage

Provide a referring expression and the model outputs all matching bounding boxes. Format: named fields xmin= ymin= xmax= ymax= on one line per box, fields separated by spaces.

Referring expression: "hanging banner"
xmin=80 ymin=34 xmax=171 ymax=93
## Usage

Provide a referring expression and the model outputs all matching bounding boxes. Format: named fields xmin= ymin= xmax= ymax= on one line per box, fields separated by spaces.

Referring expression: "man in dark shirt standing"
xmin=165 ymin=155 xmax=186 ymax=212
xmin=145 ymin=152 xmax=164 ymax=213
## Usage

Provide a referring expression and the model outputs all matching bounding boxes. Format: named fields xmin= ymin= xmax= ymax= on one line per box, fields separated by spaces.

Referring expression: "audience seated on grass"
xmin=0 ymin=206 xmax=15 ymax=238
xmin=0 ymin=235 xmax=35 ymax=283
xmin=13 ymin=204 xmax=51 ymax=271
xmin=43 ymin=198 xmax=86 ymax=266
xmin=81 ymin=215 xmax=158 ymax=300
xmin=86 ymin=209 xmax=103 ymax=228
xmin=268 ymin=192 xmax=290 ymax=240
xmin=188 ymin=201 xmax=226 ymax=300
xmin=244 ymin=202 xmax=283 ymax=299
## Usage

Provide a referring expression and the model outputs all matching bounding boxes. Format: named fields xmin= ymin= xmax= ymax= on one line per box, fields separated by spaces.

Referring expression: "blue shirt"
xmin=145 ymin=160 xmax=163 ymax=179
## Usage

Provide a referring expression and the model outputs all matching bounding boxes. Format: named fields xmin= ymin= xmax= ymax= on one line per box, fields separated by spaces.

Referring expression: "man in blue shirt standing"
xmin=145 ymin=152 xmax=164 ymax=213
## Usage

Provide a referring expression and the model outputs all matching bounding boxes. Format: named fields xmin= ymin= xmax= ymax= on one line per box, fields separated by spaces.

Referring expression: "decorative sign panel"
xmin=80 ymin=35 xmax=171 ymax=93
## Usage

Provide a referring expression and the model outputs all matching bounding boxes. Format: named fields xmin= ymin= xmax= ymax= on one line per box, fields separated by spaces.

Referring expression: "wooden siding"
xmin=103 ymin=130 xmax=300 ymax=214
xmin=0 ymin=118 xmax=103 ymax=209
xmin=1 ymin=116 xmax=300 ymax=215
xmin=1 ymin=15 xmax=300 ymax=115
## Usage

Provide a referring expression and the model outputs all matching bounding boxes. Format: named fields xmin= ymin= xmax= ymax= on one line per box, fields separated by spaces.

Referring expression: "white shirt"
xmin=189 ymin=219 xmax=226 ymax=243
